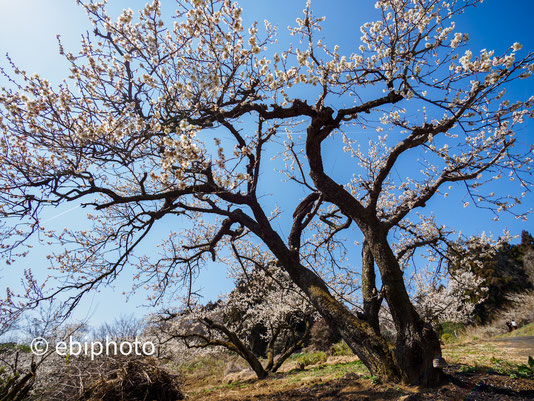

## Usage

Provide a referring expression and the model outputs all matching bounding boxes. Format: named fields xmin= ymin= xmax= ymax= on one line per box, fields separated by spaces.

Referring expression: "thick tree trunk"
xmin=281 ymin=262 xmax=401 ymax=382
xmin=302 ymin=114 xmax=443 ymax=386
xmin=366 ymin=231 xmax=443 ymax=386
xmin=238 ymin=206 xmax=403 ymax=382
xmin=249 ymin=209 xmax=439 ymax=383
xmin=286 ymin=234 xmax=443 ymax=386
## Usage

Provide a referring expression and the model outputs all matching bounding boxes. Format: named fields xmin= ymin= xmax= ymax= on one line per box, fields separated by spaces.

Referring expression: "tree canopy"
xmin=1 ymin=0 xmax=533 ymax=386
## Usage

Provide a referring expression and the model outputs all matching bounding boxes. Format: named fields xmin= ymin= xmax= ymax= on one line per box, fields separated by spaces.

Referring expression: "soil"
xmin=185 ymin=365 xmax=534 ymax=401
xmin=184 ymin=337 xmax=534 ymax=400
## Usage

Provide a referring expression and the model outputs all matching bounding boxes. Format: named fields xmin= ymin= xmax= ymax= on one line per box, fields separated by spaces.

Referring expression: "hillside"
xmin=180 ymin=335 xmax=534 ymax=400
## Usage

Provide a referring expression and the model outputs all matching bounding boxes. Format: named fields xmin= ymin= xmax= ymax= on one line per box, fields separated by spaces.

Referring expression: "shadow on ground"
xmin=188 ymin=365 xmax=534 ymax=401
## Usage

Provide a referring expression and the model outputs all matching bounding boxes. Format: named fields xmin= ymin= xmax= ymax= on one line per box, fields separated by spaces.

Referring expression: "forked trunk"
xmin=202 ymin=318 xmax=268 ymax=379
xmin=366 ymin=232 xmax=443 ymax=386
xmin=281 ymin=263 xmax=402 ymax=383
xmin=287 ymin=258 xmax=442 ymax=386
xmin=248 ymin=190 xmax=442 ymax=384
xmin=301 ymin=109 xmax=443 ymax=386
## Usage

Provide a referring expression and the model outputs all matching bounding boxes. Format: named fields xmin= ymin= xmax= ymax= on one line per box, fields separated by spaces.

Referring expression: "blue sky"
xmin=1 ymin=0 xmax=533 ymax=332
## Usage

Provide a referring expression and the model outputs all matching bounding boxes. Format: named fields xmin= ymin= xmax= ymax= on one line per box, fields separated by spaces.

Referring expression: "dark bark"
xmin=236 ymin=199 xmax=402 ymax=382
xmin=241 ymin=203 xmax=442 ymax=385
xmin=270 ymin=316 xmax=313 ymax=373
xmin=362 ymin=240 xmax=381 ymax=334
xmin=264 ymin=326 xmax=281 ymax=372
xmin=301 ymin=108 xmax=443 ymax=386
xmin=182 ymin=312 xmax=312 ymax=379
xmin=285 ymin=263 xmax=401 ymax=381
xmin=204 ymin=319 xmax=268 ymax=379
xmin=240 ymin=350 xmax=268 ymax=380
xmin=366 ymin=231 xmax=443 ymax=386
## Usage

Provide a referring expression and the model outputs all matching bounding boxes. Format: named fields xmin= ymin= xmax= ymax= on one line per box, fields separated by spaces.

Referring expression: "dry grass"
xmin=458 ymin=291 xmax=534 ymax=340
xmin=442 ymin=340 xmax=516 ymax=366
xmin=184 ymin=355 xmax=384 ymax=401
xmin=182 ymin=351 xmax=534 ymax=401
xmin=442 ymin=299 xmax=534 ymax=368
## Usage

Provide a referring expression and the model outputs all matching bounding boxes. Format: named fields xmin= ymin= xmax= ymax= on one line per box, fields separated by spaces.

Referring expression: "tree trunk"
xmin=270 ymin=316 xmax=313 ymax=373
xmin=243 ymin=353 xmax=268 ymax=380
xmin=232 ymin=339 xmax=268 ymax=379
xmin=302 ymin=115 xmax=443 ymax=386
xmin=366 ymin=231 xmax=443 ymax=386
xmin=203 ymin=318 xmax=268 ymax=379
xmin=249 ymin=212 xmax=440 ymax=383
xmin=242 ymin=205 xmax=402 ymax=382
xmin=288 ymin=235 xmax=443 ymax=386
xmin=362 ymin=240 xmax=381 ymax=334
xmin=281 ymin=262 xmax=401 ymax=382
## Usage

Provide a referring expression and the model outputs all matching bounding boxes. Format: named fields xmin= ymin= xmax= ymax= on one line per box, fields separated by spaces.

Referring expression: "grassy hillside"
xmin=179 ymin=341 xmax=534 ymax=400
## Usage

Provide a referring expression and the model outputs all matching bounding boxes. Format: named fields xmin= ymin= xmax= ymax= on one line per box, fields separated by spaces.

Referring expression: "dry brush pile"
xmin=1 ymin=350 xmax=184 ymax=401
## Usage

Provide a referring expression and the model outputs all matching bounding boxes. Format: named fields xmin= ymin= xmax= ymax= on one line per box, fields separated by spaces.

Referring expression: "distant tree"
xmin=420 ymin=230 xmax=534 ymax=324
xmin=155 ymin=266 xmax=314 ymax=379
xmin=413 ymin=263 xmax=488 ymax=325
xmin=1 ymin=0 xmax=533 ymax=385
xmin=521 ymin=230 xmax=534 ymax=247
xmin=93 ymin=314 xmax=144 ymax=340
xmin=522 ymin=232 xmax=534 ymax=285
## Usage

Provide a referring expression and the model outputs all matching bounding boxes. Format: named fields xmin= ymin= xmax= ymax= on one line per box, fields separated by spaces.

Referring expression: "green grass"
xmin=458 ymin=365 xmax=481 ymax=374
xmin=287 ymin=359 xmax=368 ymax=383
xmin=441 ymin=322 xmax=466 ymax=337
xmin=439 ymin=322 xmax=467 ymax=344
xmin=488 ymin=356 xmax=534 ymax=379
xmin=454 ymin=356 xmax=534 ymax=380
xmin=293 ymin=351 xmax=328 ymax=369
xmin=179 ymin=354 xmax=226 ymax=378
xmin=190 ymin=381 xmax=251 ymax=396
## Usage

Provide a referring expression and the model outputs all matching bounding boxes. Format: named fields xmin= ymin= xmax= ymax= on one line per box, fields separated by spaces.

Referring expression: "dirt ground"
xmin=184 ymin=359 xmax=534 ymax=401
xmin=182 ymin=335 xmax=534 ymax=400
xmin=184 ymin=366 xmax=534 ymax=400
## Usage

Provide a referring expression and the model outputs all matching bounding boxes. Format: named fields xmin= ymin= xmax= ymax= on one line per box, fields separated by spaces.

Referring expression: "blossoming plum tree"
xmin=1 ymin=0 xmax=533 ymax=386
xmin=411 ymin=233 xmax=510 ymax=325
xmin=156 ymin=262 xmax=315 ymax=379
xmin=414 ymin=266 xmax=487 ymax=324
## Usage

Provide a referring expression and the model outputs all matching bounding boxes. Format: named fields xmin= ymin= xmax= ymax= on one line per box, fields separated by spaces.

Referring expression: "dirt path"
xmin=488 ymin=336 xmax=534 ymax=360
